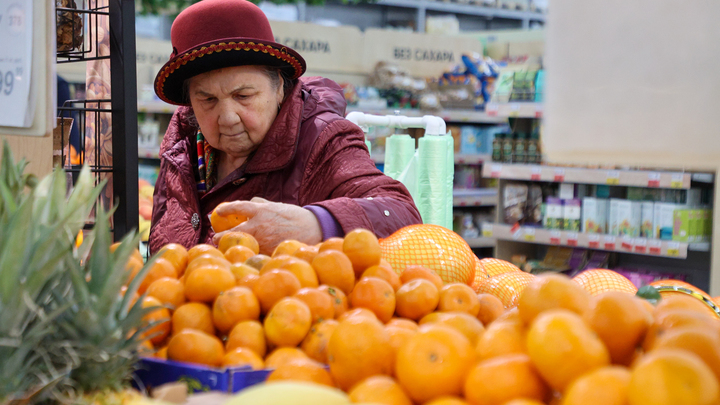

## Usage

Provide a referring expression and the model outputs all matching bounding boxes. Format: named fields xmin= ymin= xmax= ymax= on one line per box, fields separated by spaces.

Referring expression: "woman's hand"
xmin=211 ymin=197 xmax=323 ymax=255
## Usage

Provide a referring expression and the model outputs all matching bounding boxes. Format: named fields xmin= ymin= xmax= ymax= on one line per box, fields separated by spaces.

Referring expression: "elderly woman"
xmin=148 ymin=0 xmax=421 ymax=255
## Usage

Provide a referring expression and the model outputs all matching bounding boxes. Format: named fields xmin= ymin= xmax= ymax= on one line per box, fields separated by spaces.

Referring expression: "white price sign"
xmin=0 ymin=0 xmax=33 ymax=127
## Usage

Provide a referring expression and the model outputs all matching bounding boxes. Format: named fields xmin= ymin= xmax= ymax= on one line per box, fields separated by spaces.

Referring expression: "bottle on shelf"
xmin=492 ymin=132 xmax=504 ymax=162
xmin=527 ymin=128 xmax=541 ymax=164
xmin=513 ymin=132 xmax=528 ymax=164
xmin=502 ymin=133 xmax=514 ymax=163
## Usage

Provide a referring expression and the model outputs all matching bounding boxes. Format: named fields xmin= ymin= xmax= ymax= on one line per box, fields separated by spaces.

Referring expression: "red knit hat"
xmin=154 ymin=0 xmax=306 ymax=105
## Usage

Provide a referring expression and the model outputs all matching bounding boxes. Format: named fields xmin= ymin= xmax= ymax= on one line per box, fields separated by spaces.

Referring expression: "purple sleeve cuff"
xmin=304 ymin=205 xmax=344 ymax=240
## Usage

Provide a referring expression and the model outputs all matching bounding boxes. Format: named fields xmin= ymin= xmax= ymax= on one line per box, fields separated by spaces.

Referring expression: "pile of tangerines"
xmin=125 ymin=227 xmax=720 ymax=405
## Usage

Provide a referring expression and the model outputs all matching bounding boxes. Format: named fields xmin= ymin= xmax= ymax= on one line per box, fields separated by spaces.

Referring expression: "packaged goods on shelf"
xmin=581 ymin=197 xmax=608 ymax=234
xmin=581 ymin=251 xmax=610 ymax=271
xmin=460 ymin=126 xmax=479 ymax=154
xmin=534 ymin=69 xmax=545 ymax=102
xmin=525 ymin=185 xmax=543 ymax=226
xmin=562 ymin=199 xmax=581 ymax=231
xmin=503 ymin=183 xmax=528 ymax=224
xmin=609 ymin=199 xmax=641 ymax=237
xmin=454 ymin=166 xmax=483 ymax=189
xmin=640 ymin=202 xmax=654 ymax=238
xmin=544 ymin=197 xmax=563 ymax=229
xmin=654 ymin=203 xmax=680 ymax=240
xmin=510 ymin=71 xmax=537 ymax=101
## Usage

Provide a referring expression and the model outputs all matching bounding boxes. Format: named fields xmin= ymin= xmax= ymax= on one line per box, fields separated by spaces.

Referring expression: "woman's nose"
xmin=217 ymin=100 xmax=241 ymax=129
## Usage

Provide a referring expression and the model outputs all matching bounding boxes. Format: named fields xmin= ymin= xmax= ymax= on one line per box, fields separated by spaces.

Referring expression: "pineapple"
xmin=0 ymin=141 xmax=163 ymax=405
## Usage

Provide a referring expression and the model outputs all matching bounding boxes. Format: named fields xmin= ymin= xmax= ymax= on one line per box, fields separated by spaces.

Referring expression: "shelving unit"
xmin=372 ymin=153 xmax=492 ymax=165
xmin=453 ymin=188 xmax=498 ymax=207
xmin=485 ymin=102 xmax=543 ymax=118
xmin=464 ymin=237 xmax=497 ymax=249
xmin=347 ymin=107 xmax=506 ymax=125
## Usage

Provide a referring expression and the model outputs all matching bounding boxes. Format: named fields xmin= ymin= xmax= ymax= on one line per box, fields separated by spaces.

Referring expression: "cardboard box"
xmin=135 ymin=358 xmax=272 ymax=394
xmin=654 ymin=203 xmax=680 ymax=241
xmin=545 ymin=198 xmax=564 ymax=230
xmin=582 ymin=197 xmax=608 ymax=234
xmin=608 ymin=199 xmax=620 ymax=236
xmin=640 ymin=202 xmax=654 ymax=238
xmin=563 ymin=199 xmax=581 ymax=231
xmin=609 ymin=200 xmax=641 ymax=237
xmin=673 ymin=209 xmax=692 ymax=242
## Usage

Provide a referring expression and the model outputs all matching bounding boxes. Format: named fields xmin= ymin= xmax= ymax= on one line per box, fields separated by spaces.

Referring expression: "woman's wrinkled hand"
xmin=211 ymin=197 xmax=323 ymax=255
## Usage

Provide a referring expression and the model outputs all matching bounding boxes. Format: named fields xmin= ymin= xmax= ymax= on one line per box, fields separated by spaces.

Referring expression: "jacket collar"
xmin=245 ymin=80 xmax=304 ymax=174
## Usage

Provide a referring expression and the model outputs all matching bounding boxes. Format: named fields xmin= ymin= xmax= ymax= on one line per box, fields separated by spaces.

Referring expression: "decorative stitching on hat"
xmin=155 ymin=41 xmax=302 ymax=104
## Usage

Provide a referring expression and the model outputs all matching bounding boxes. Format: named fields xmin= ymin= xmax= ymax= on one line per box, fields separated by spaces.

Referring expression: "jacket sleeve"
xmin=300 ymin=119 xmax=423 ymax=238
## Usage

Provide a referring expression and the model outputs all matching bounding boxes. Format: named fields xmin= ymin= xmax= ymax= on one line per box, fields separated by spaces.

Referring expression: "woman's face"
xmin=188 ymin=65 xmax=284 ymax=160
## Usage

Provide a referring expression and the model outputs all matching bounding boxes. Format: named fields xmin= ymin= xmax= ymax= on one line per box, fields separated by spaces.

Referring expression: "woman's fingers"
xmin=215 ymin=200 xmax=260 ymax=218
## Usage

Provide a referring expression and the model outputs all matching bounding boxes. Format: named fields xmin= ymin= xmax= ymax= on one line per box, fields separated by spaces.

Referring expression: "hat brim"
xmin=154 ymin=38 xmax=306 ymax=106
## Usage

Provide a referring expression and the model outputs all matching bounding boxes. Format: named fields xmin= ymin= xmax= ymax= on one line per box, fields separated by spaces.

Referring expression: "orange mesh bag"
xmin=572 ymin=269 xmax=638 ymax=296
xmin=379 ymin=224 xmax=475 ymax=285
xmin=475 ymin=271 xmax=535 ymax=308
xmin=479 ymin=258 xmax=521 ymax=277
xmin=649 ymin=279 xmax=719 ymax=317
xmin=471 ymin=256 xmax=489 ymax=292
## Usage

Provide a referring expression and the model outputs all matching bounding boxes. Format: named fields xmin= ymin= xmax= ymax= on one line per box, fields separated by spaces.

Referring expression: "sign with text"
xmin=363 ymin=28 xmax=483 ymax=77
xmin=136 ymin=38 xmax=173 ymax=97
xmin=270 ymin=21 xmax=364 ymax=74
xmin=0 ymin=0 xmax=33 ymax=127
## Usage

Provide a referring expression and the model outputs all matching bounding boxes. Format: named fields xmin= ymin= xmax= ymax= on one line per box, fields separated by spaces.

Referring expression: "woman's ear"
xmin=275 ymin=71 xmax=285 ymax=107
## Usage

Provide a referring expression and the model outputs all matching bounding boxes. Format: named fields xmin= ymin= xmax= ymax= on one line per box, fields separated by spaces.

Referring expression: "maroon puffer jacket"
xmin=148 ymin=76 xmax=422 ymax=254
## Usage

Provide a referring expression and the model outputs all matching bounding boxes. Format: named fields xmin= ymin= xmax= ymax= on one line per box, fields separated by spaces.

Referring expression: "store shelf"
xmin=138 ymin=147 xmax=160 ymax=160
xmin=692 ymin=172 xmax=716 ymax=183
xmin=453 ymin=188 xmax=498 ymax=207
xmin=464 ymin=237 xmax=496 ymax=249
xmin=138 ymin=101 xmax=178 ymax=114
xmin=347 ymin=108 xmax=506 ymax=124
xmin=372 ymin=153 xmax=491 ymax=165
xmin=480 ymin=223 xmax=707 ymax=259
xmin=482 ymin=163 xmax=694 ymax=189
xmin=485 ymin=102 xmax=543 ymax=119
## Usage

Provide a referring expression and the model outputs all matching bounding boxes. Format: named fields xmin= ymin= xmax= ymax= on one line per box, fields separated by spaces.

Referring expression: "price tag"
xmin=554 ymin=168 xmax=566 ymax=183
xmin=509 ymin=103 xmax=520 ymax=117
xmin=524 ymin=228 xmax=536 ymax=242
xmin=490 ymin=164 xmax=502 ymax=178
xmin=604 ymin=236 xmax=616 ymax=250
xmin=670 ymin=174 xmax=685 ymax=189
xmin=666 ymin=242 xmax=680 ymax=257
xmin=530 ymin=166 xmax=542 ymax=181
xmin=549 ymin=230 xmax=561 ymax=245
xmin=621 ymin=237 xmax=633 ymax=251
xmin=588 ymin=234 xmax=600 ymax=249
xmin=0 ymin=0 xmax=33 ymax=127
xmin=486 ymin=103 xmax=498 ymax=116
xmin=566 ymin=232 xmax=578 ymax=247
xmin=534 ymin=105 xmax=543 ymax=118
xmin=648 ymin=240 xmax=662 ymax=255
xmin=481 ymin=224 xmax=493 ymax=238
xmin=647 ymin=172 xmax=661 ymax=188
xmin=511 ymin=223 xmax=522 ymax=240
xmin=606 ymin=170 xmax=620 ymax=185
xmin=634 ymin=238 xmax=647 ymax=253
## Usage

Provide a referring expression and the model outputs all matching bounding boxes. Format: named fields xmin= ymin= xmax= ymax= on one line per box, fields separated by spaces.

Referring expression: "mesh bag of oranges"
xmin=379 ymin=224 xmax=475 ymax=285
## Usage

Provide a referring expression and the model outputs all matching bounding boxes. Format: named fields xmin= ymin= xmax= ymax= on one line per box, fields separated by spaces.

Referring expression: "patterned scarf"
xmin=196 ymin=131 xmax=217 ymax=195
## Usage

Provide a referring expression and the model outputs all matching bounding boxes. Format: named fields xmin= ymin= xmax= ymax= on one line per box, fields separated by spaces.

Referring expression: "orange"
xmin=583 ymin=291 xmax=653 ymax=365
xmin=501 ymin=400 xmax=545 ymax=405
xmin=395 ymin=279 xmax=440 ymax=321
xmin=187 ymin=244 xmax=224 ymax=263
xmin=172 ymin=302 xmax=215 ymax=336
xmin=226 ymin=320 xmax=267 ymax=358
xmin=264 ymin=347 xmax=309 ymax=369
xmin=650 ymin=279 xmax=714 ymax=302
xmin=261 ymin=255 xmax=318 ymax=288
xmin=112 ymin=242 xmax=144 ymax=263
xmin=124 ymin=256 xmax=144 ymax=286
xmin=224 ymin=245 xmax=256 ymax=264
xmin=479 ymin=258 xmax=521 ymax=277
xmin=572 ymin=269 xmax=637 ymax=296
xmin=146 ymin=277 xmax=186 ymax=309
xmin=217 ymin=231 xmax=259 ymax=255
xmin=212 ymin=286 xmax=261 ymax=333
xmin=184 ymin=253 xmax=230 ymax=279
xmin=167 ymin=329 xmax=224 ymax=367
xmin=252 ymin=269 xmax=302 ymax=314
xmin=395 ymin=324 xmax=475 ymax=403
xmin=267 ymin=358 xmax=334 ymax=387
xmin=400 ymin=265 xmax=444 ymax=290
xmin=229 ymin=263 xmax=259 ymax=282
xmin=476 ymin=272 xmax=536 ymax=309
xmin=653 ymin=326 xmax=720 ymax=381
xmin=642 ymin=309 xmax=720 ymax=350
xmin=423 ymin=312 xmax=485 ymax=346
xmin=495 ymin=307 xmax=522 ymax=324
xmin=312 ymin=250 xmax=356 ymax=295
xmin=138 ymin=339 xmax=155 ymax=357
xmin=301 ymin=319 xmax=339 ymax=363
xmin=210 ymin=202 xmax=248 ymax=233
xmin=386 ymin=325 xmax=417 ymax=371
xmin=343 ymin=229 xmax=382 ymax=276
xmin=318 ymin=237 xmax=344 ymax=253
xmin=272 ymin=239 xmax=307 ymax=257
xmin=471 ymin=257 xmax=488 ymax=293
xmin=348 ymin=375 xmax=413 ymax=405
xmin=139 ymin=258 xmax=178 ymax=294
xmin=628 ymin=349 xmax=719 ymax=405
xmin=184 ymin=266 xmax=236 ymax=303
xmin=338 ymin=307 xmax=378 ymax=323
xmin=140 ymin=296 xmax=171 ymax=345
xmin=654 ymin=294 xmax=717 ymax=319
xmin=264 ymin=297 xmax=312 ymax=347
xmin=349 ymin=277 xmax=396 ymax=323
xmin=327 ymin=316 xmax=394 ymax=390
xmin=424 ymin=397 xmax=470 ymax=405
xmin=237 ymin=273 xmax=260 ymax=290
xmin=518 ymin=273 xmax=591 ymax=325
xmin=318 ymin=284 xmax=349 ymax=319
xmin=159 ymin=243 xmax=189 ymax=276
xmin=155 ymin=346 xmax=168 ymax=360
xmin=561 ymin=366 xmax=630 ymax=405
xmin=526 ymin=309 xmax=610 ymax=392
xmin=464 ymin=354 xmax=550 ymax=405
xmin=438 ymin=284 xmax=480 ymax=316
xmin=476 ymin=293 xmax=505 ymax=326
xmin=293 ymin=245 xmax=319 ymax=264
xmin=475 ymin=319 xmax=526 ymax=360
xmin=293 ymin=288 xmax=335 ymax=323
xmin=362 ymin=265 xmax=402 ymax=291
xmin=221 ymin=347 xmax=265 ymax=369
xmin=386 ymin=318 xmax=419 ymax=331
xmin=243 ymin=254 xmax=270 ymax=270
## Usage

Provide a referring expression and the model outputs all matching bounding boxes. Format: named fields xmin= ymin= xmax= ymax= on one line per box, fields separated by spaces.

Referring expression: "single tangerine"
xmin=226 ymin=320 xmax=267 ymax=358
xmin=349 ymin=277 xmax=396 ymax=323
xmin=167 ymin=329 xmax=224 ymax=367
xmin=210 ymin=202 xmax=248 ymax=233
xmin=212 ymin=286 xmax=261 ymax=333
